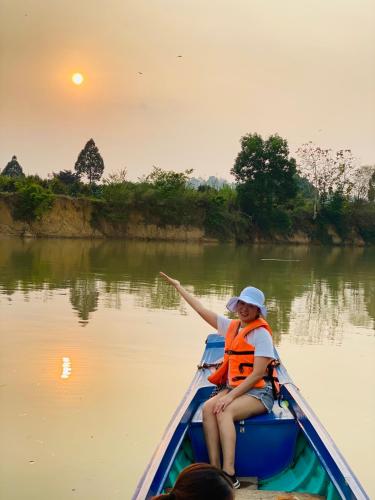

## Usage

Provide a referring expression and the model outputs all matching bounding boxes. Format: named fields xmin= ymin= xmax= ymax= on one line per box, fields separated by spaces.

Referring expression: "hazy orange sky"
xmin=1 ymin=0 xmax=374 ymax=181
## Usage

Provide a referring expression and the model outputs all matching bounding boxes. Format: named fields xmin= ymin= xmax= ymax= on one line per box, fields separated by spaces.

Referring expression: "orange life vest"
xmin=208 ymin=318 xmax=279 ymax=395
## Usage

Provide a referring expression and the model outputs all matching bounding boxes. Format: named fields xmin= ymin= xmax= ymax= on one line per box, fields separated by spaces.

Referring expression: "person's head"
xmin=226 ymin=286 xmax=267 ymax=323
xmin=152 ymin=463 xmax=234 ymax=500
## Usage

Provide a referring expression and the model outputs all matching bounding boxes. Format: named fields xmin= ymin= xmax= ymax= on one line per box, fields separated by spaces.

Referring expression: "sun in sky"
xmin=71 ymin=72 xmax=84 ymax=85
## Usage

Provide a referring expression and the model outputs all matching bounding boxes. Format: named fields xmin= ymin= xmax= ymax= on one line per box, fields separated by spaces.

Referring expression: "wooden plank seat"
xmin=235 ymin=490 xmax=325 ymax=499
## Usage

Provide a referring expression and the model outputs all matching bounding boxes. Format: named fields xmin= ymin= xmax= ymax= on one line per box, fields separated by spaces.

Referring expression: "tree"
xmin=230 ymin=133 xmax=297 ymax=226
xmin=351 ymin=165 xmax=375 ymax=201
xmin=13 ymin=182 xmax=53 ymax=222
xmin=74 ymin=139 xmax=104 ymax=184
xmin=103 ymin=168 xmax=128 ymax=185
xmin=50 ymin=169 xmax=82 ymax=195
xmin=334 ymin=149 xmax=356 ymax=196
xmin=296 ymin=142 xmax=356 ymax=218
xmin=54 ymin=169 xmax=80 ymax=185
xmin=2 ymin=155 xmax=24 ymax=177
xmin=144 ymin=166 xmax=193 ymax=192
xmin=368 ymin=170 xmax=375 ymax=202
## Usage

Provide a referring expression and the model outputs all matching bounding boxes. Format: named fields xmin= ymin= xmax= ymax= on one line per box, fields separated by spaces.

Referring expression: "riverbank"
xmin=0 ymin=194 xmax=204 ymax=241
xmin=0 ymin=193 xmax=370 ymax=245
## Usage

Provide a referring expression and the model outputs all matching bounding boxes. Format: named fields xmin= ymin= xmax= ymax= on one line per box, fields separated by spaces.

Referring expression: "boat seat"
xmin=188 ymin=401 xmax=298 ymax=479
xmin=235 ymin=491 xmax=325 ymax=499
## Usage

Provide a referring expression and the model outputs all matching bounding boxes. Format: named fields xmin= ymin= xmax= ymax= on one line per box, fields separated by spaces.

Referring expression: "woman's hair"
xmin=152 ymin=463 xmax=234 ymax=500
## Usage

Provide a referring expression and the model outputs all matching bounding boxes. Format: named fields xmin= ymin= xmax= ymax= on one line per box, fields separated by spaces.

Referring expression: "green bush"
xmin=145 ymin=166 xmax=193 ymax=193
xmin=140 ymin=187 xmax=203 ymax=227
xmin=320 ymin=193 xmax=351 ymax=238
xmin=92 ymin=181 xmax=132 ymax=224
xmin=0 ymin=175 xmax=17 ymax=192
xmin=13 ymin=182 xmax=54 ymax=222
xmin=96 ymin=180 xmax=246 ymax=236
xmin=289 ymin=204 xmax=314 ymax=238
xmin=351 ymin=202 xmax=375 ymax=243
xmin=49 ymin=177 xmax=69 ymax=195
xmin=269 ymin=208 xmax=292 ymax=235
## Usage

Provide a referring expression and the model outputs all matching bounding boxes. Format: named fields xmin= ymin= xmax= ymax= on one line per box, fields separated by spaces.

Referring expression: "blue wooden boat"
xmin=132 ymin=334 xmax=369 ymax=500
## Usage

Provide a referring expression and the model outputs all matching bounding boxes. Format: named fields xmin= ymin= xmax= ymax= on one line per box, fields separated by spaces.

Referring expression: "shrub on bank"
xmin=0 ymin=175 xmax=17 ymax=192
xmin=12 ymin=182 xmax=54 ymax=222
xmin=195 ymin=186 xmax=251 ymax=240
xmin=351 ymin=201 xmax=375 ymax=243
xmin=319 ymin=193 xmax=351 ymax=239
xmin=92 ymin=179 xmax=249 ymax=241
xmin=97 ymin=181 xmax=204 ymax=228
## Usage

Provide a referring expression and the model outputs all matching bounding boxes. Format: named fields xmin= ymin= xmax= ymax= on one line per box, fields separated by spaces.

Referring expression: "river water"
xmin=0 ymin=238 xmax=374 ymax=499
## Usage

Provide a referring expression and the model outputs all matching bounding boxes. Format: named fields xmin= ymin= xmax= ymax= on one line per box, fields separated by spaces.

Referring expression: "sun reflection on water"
xmin=60 ymin=357 xmax=72 ymax=379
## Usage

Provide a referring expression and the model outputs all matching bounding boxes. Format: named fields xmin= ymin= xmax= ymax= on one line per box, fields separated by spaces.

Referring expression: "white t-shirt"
xmin=217 ymin=315 xmax=276 ymax=359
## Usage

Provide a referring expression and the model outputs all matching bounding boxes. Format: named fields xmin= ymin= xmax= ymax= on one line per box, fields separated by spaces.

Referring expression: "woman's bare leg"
xmin=202 ymin=389 xmax=229 ymax=468
xmin=216 ymin=395 xmax=266 ymax=476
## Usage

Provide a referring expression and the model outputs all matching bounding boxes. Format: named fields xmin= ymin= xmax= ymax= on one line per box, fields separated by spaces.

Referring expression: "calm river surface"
xmin=0 ymin=239 xmax=374 ymax=499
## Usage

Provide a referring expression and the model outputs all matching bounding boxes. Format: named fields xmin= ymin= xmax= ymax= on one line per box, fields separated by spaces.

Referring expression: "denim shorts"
xmin=227 ymin=383 xmax=275 ymax=413
xmin=245 ymin=384 xmax=275 ymax=413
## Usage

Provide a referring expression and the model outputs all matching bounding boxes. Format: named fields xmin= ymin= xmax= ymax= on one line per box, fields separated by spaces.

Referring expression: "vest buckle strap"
xmin=231 ymin=376 xmax=247 ymax=382
xmin=225 ymin=350 xmax=255 ymax=355
xmin=239 ymin=362 xmax=254 ymax=373
xmin=197 ymin=362 xmax=222 ymax=370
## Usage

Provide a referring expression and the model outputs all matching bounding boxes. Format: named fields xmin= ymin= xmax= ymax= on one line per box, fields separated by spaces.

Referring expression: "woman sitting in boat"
xmin=160 ymin=272 xmax=278 ymax=490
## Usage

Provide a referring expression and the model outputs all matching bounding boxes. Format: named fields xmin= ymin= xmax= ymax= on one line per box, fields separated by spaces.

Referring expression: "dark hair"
xmin=152 ymin=463 xmax=234 ymax=500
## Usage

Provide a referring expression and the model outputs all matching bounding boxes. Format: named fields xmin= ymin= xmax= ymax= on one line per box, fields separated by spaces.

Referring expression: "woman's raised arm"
xmin=159 ymin=272 xmax=218 ymax=329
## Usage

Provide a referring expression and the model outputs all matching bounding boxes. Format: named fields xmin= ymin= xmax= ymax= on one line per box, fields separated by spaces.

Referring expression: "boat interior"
xmin=137 ymin=336 xmax=367 ymax=500
xmin=161 ymin=392 xmax=339 ymax=500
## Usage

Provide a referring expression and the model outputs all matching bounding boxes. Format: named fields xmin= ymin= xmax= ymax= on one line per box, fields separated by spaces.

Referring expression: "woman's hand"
xmin=213 ymin=393 xmax=234 ymax=414
xmin=159 ymin=272 xmax=180 ymax=288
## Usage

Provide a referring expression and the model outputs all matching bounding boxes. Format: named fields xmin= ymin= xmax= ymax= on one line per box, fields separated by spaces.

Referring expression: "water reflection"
xmin=0 ymin=239 xmax=374 ymax=343
xmin=288 ymin=280 xmax=375 ymax=345
xmin=61 ymin=357 xmax=72 ymax=379
xmin=69 ymin=278 xmax=99 ymax=325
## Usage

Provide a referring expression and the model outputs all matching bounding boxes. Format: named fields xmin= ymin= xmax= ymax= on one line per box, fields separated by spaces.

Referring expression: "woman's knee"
xmin=216 ymin=409 xmax=234 ymax=426
xmin=202 ymin=398 xmax=216 ymax=420
xmin=203 ymin=390 xmax=230 ymax=422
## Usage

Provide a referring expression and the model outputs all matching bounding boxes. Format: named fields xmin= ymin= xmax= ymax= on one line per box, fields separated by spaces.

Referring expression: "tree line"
xmin=1 ymin=135 xmax=374 ymax=243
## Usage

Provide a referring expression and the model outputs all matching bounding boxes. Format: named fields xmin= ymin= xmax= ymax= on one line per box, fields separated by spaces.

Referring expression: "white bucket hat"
xmin=226 ymin=286 xmax=267 ymax=317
